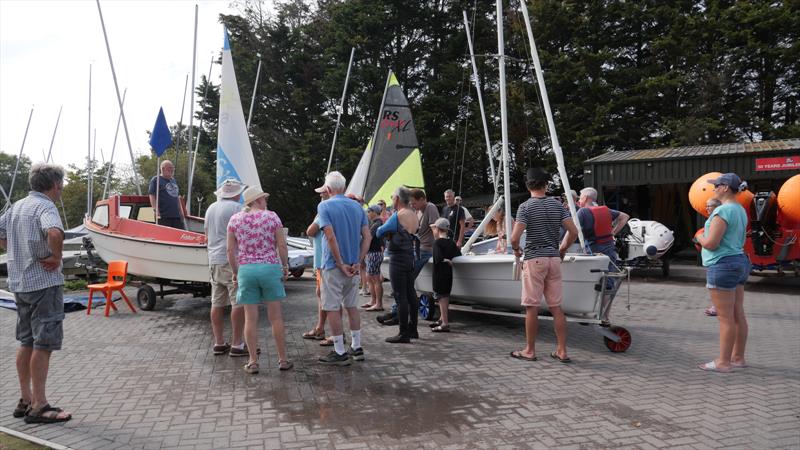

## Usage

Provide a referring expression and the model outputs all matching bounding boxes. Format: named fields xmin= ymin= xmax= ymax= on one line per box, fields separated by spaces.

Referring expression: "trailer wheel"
xmin=136 ymin=285 xmax=157 ymax=311
xmin=419 ymin=294 xmax=438 ymax=321
xmin=291 ymin=268 xmax=304 ymax=278
xmin=604 ymin=326 xmax=632 ymax=353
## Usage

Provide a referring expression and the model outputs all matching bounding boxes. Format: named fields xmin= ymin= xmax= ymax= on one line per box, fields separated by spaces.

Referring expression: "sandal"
xmin=428 ymin=320 xmax=443 ymax=328
xmin=302 ymin=328 xmax=325 ymax=340
xmin=24 ymin=404 xmax=72 ymax=424
xmin=278 ymin=360 xmax=294 ymax=371
xmin=243 ymin=362 xmax=259 ymax=374
xmin=12 ymin=398 xmax=30 ymax=418
xmin=510 ymin=350 xmax=537 ymax=361
xmin=698 ymin=360 xmax=731 ymax=373
xmin=704 ymin=306 xmax=717 ymax=316
xmin=365 ymin=306 xmax=385 ymax=312
xmin=360 ymin=303 xmax=374 ymax=309
xmin=431 ymin=324 xmax=450 ymax=332
xmin=550 ymin=351 xmax=572 ymax=363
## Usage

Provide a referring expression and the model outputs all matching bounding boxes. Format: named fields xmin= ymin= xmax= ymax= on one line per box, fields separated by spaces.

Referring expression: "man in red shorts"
xmin=509 ymin=167 xmax=578 ymax=363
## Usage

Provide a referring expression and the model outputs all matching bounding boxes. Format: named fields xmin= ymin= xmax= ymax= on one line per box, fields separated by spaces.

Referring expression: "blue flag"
xmin=149 ymin=107 xmax=172 ymax=157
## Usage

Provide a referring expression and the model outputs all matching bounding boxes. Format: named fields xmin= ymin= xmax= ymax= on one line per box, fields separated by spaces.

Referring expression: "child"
xmin=430 ymin=218 xmax=461 ymax=332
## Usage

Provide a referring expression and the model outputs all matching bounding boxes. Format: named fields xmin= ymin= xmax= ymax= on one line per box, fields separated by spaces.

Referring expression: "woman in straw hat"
xmin=226 ymin=186 xmax=293 ymax=373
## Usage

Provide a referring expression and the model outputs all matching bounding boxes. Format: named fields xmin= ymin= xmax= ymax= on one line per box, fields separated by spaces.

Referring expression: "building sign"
xmin=755 ymin=156 xmax=800 ymax=171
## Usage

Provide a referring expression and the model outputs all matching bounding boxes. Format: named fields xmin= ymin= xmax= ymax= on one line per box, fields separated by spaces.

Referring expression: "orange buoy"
xmin=736 ymin=189 xmax=754 ymax=212
xmin=689 ymin=172 xmax=722 ymax=217
xmin=777 ymin=174 xmax=800 ymax=223
xmin=693 ymin=228 xmax=704 ymax=252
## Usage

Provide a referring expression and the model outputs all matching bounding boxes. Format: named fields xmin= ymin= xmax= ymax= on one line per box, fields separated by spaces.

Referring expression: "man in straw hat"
xmin=314 ymin=171 xmax=372 ymax=366
xmin=204 ymin=179 xmax=247 ymax=356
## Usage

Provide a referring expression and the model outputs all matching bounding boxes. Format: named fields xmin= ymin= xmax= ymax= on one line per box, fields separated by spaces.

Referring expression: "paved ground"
xmin=1 ymin=270 xmax=799 ymax=449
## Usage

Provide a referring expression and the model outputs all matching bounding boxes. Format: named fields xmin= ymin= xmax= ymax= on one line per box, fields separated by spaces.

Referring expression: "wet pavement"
xmin=1 ymin=271 xmax=799 ymax=449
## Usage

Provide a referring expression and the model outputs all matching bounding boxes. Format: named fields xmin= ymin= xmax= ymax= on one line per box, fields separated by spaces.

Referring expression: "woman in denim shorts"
xmin=695 ymin=173 xmax=751 ymax=373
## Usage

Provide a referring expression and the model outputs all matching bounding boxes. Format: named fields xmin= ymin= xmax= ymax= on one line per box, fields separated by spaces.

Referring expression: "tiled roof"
xmin=585 ymin=139 xmax=800 ymax=163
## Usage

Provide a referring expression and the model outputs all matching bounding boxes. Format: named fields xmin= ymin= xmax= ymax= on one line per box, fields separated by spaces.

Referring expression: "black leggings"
xmin=389 ymin=254 xmax=417 ymax=337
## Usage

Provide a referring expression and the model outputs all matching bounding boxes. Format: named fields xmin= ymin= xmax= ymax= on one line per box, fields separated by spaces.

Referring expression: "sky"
xmin=0 ymin=0 xmax=243 ymax=172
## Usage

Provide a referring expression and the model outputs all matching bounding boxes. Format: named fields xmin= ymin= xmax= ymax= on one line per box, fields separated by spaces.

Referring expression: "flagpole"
xmin=155 ymin=158 xmax=160 ymax=225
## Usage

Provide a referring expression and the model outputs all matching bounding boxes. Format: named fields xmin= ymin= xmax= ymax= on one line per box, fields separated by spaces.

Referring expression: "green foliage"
xmin=0 ymin=153 xmax=32 ymax=203
xmin=64 ymin=279 xmax=88 ymax=291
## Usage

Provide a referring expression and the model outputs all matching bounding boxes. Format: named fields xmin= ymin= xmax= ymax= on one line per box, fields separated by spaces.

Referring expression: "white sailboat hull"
xmin=385 ymin=253 xmax=610 ymax=317
xmin=87 ymin=229 xmax=209 ymax=283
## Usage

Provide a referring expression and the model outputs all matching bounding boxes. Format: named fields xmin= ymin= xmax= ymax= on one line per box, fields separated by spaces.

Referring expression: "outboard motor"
xmin=749 ymin=191 xmax=779 ymax=257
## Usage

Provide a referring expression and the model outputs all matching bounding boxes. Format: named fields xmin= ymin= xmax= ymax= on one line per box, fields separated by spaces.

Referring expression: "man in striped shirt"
xmin=510 ymin=167 xmax=578 ymax=364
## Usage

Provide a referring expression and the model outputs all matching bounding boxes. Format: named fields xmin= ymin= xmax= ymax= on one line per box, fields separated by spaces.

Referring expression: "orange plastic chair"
xmin=87 ymin=260 xmax=136 ymax=317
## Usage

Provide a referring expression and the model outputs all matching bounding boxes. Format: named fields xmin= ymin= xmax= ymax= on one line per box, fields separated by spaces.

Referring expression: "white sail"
xmin=345 ymin=139 xmax=372 ymax=196
xmin=216 ymin=29 xmax=261 ymax=190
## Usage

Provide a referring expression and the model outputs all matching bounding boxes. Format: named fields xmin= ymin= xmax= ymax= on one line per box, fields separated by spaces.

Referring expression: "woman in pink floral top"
xmin=226 ymin=186 xmax=292 ymax=374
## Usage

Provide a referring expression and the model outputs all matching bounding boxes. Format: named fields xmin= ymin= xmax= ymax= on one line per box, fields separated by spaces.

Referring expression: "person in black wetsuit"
xmin=376 ymin=187 xmax=419 ymax=343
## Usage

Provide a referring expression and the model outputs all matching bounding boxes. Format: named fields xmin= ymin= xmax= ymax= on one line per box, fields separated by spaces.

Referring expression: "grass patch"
xmin=0 ymin=431 xmax=47 ymax=450
xmin=64 ymin=279 xmax=88 ymax=291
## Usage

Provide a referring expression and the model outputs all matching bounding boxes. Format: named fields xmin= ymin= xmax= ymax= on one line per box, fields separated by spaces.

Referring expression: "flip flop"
xmin=550 ymin=352 xmax=572 ymax=363
xmin=731 ymin=361 xmax=748 ymax=369
xmin=510 ymin=350 xmax=537 ymax=361
xmin=361 ymin=303 xmax=374 ymax=309
xmin=365 ymin=307 xmax=385 ymax=312
xmin=698 ymin=361 xmax=731 ymax=373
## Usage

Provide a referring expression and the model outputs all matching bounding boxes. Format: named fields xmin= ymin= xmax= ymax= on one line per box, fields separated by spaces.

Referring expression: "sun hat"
xmin=432 ymin=217 xmax=450 ymax=230
xmin=367 ymin=205 xmax=382 ymax=214
xmin=242 ymin=185 xmax=269 ymax=205
xmin=214 ymin=179 xmax=246 ymax=199
xmin=707 ymin=173 xmax=743 ymax=191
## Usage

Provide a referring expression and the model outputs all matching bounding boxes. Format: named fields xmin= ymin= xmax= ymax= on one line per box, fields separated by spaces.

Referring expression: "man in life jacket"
xmin=576 ymin=187 xmax=630 ymax=263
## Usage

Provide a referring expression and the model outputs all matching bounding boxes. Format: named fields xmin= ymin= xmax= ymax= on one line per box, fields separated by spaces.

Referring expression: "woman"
xmin=227 ymin=186 xmax=293 ymax=373
xmin=376 ymin=187 xmax=419 ymax=343
xmin=484 ymin=207 xmax=507 ymax=254
xmin=696 ymin=173 xmax=750 ymax=373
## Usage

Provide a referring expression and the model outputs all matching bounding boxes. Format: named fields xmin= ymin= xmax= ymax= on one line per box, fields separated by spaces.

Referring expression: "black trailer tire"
xmin=291 ymin=268 xmax=305 ymax=278
xmin=137 ymin=285 xmax=157 ymax=311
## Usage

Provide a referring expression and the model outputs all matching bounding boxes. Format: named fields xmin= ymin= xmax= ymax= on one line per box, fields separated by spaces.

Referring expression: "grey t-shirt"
xmin=204 ymin=199 xmax=241 ymax=265
xmin=416 ymin=202 xmax=440 ymax=252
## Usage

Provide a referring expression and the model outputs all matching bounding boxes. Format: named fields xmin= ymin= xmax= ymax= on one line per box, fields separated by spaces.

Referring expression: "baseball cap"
xmin=432 ymin=217 xmax=450 ymax=230
xmin=707 ymin=173 xmax=743 ymax=191
xmin=526 ymin=167 xmax=550 ymax=183
xmin=367 ymin=205 xmax=382 ymax=214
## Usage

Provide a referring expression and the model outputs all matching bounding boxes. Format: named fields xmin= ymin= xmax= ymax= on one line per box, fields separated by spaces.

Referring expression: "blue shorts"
xmin=237 ymin=263 xmax=286 ymax=304
xmin=706 ymin=254 xmax=750 ymax=291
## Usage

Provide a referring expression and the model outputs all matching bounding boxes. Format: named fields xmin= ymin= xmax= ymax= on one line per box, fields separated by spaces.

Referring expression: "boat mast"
xmin=45 ymin=106 xmax=62 ymax=163
xmin=174 ymin=73 xmax=189 ymax=179
xmin=96 ymin=0 xmax=141 ymax=195
xmin=496 ymin=0 xmax=513 ymax=249
xmin=360 ymin=70 xmax=393 ymax=198
xmin=247 ymin=57 xmax=262 ymax=129
xmin=87 ymin=64 xmax=93 ymax=217
xmin=6 ymin=107 xmax=34 ymax=209
xmin=103 ymin=88 xmax=127 ymax=199
xmin=186 ymin=4 xmax=199 ymax=214
xmin=520 ymin=1 xmax=586 ymax=250
xmin=463 ymin=10 xmax=498 ymax=200
xmin=188 ymin=55 xmax=214 ymax=192
xmin=326 ymin=47 xmax=356 ymax=174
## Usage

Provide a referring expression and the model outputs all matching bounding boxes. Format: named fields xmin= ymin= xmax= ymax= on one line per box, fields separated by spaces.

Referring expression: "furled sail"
xmin=215 ymin=29 xmax=261 ymax=190
xmin=349 ymin=71 xmax=424 ymax=205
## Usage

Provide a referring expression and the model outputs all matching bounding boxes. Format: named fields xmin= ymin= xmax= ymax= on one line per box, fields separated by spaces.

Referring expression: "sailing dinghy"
xmin=85 ymin=29 xmax=311 ymax=307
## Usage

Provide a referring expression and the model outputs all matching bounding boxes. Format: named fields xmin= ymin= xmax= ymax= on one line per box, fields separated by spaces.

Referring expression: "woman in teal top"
xmin=695 ymin=173 xmax=751 ymax=373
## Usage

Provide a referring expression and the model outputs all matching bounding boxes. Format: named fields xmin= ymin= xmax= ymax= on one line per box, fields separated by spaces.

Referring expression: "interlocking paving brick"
xmin=1 ymin=276 xmax=799 ymax=448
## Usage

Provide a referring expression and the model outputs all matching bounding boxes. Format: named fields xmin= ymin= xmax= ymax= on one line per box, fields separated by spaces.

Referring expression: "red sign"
xmin=755 ymin=156 xmax=800 ymax=171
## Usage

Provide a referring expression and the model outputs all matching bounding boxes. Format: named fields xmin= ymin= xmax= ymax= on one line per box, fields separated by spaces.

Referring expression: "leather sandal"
xmin=24 ymin=404 xmax=72 ymax=424
xmin=243 ymin=362 xmax=259 ymax=374
xmin=278 ymin=360 xmax=294 ymax=371
xmin=12 ymin=398 xmax=30 ymax=418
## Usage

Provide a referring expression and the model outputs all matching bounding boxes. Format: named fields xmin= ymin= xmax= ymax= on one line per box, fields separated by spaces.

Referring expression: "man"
xmin=204 ymin=179 xmax=247 ymax=357
xmin=510 ymin=167 xmax=578 ymax=364
xmin=148 ymin=159 xmax=185 ymax=229
xmin=410 ymin=189 xmax=439 ymax=278
xmin=316 ymin=171 xmax=372 ymax=366
xmin=302 ymin=185 xmax=332 ymax=344
xmin=442 ymin=189 xmax=466 ymax=247
xmin=0 ymin=163 xmax=72 ymax=423
xmin=576 ymin=187 xmax=630 ymax=262
xmin=455 ymin=195 xmax=474 ymax=229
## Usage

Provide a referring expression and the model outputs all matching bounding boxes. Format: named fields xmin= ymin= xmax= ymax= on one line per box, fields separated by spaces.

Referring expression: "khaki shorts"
xmin=520 ymin=257 xmax=563 ymax=308
xmin=210 ymin=264 xmax=238 ymax=307
xmin=321 ymin=268 xmax=359 ymax=311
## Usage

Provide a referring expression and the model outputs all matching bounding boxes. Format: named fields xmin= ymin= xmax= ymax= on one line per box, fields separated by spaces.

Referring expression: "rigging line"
xmin=458 ymin=105 xmax=470 ymax=196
